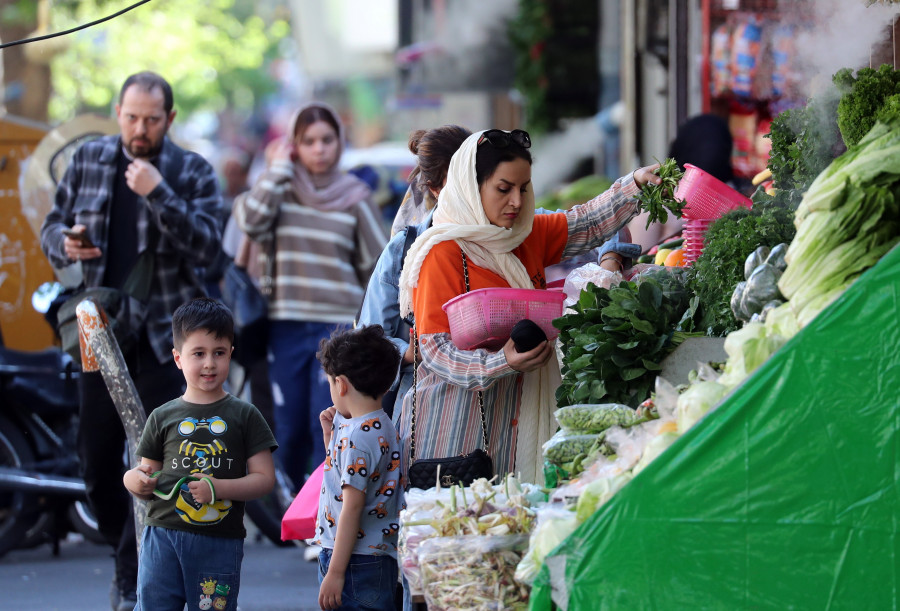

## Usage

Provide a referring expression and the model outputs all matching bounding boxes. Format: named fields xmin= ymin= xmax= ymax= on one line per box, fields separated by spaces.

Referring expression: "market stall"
xmin=397 ymin=17 xmax=900 ymax=604
xmin=530 ymin=241 xmax=900 ymax=609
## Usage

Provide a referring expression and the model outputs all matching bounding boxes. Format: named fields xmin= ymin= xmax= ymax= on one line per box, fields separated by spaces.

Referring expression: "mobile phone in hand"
xmin=62 ymin=228 xmax=96 ymax=248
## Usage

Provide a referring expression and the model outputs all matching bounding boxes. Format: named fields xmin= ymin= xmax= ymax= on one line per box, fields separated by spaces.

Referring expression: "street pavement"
xmin=0 ymin=523 xmax=322 ymax=611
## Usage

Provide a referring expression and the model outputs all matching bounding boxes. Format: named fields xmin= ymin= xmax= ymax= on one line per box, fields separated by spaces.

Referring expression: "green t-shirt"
xmin=136 ymin=394 xmax=277 ymax=538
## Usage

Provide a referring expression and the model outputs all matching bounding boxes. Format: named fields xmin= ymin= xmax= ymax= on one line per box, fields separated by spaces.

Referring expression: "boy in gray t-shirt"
xmin=313 ymin=325 xmax=404 ymax=611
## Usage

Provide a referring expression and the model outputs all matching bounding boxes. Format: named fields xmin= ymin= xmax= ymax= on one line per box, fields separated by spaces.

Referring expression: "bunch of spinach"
xmin=636 ymin=157 xmax=685 ymax=228
xmin=553 ymin=271 xmax=696 ymax=409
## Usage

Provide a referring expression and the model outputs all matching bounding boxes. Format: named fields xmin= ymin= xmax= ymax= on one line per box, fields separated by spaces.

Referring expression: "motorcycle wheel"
xmin=0 ymin=415 xmax=42 ymax=558
xmin=67 ymin=500 xmax=106 ymax=545
xmin=245 ymin=465 xmax=297 ymax=547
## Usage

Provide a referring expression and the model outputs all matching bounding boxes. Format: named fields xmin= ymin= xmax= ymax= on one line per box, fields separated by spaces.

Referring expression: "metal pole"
xmin=75 ymin=298 xmax=148 ymax=548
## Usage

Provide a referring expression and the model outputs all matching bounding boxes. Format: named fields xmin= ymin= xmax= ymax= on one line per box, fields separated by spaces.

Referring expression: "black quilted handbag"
xmin=407 ymin=252 xmax=494 ymax=489
xmin=408 ymin=447 xmax=493 ymax=489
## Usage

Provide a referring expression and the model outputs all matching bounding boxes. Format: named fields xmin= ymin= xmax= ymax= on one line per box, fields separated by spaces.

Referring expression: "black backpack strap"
xmin=397 ymin=224 xmax=418 ymax=328
xmin=399 ymin=224 xmax=418 ymax=273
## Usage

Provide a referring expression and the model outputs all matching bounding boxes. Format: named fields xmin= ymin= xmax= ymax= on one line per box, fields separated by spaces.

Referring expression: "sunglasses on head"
xmin=477 ymin=129 xmax=531 ymax=149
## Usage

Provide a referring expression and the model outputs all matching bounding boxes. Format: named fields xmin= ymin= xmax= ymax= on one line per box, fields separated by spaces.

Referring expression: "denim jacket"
xmin=357 ymin=211 xmax=433 ymax=420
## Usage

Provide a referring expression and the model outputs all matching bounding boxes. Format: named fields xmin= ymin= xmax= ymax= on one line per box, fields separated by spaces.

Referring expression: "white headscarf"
xmin=398 ymin=130 xmax=559 ymax=483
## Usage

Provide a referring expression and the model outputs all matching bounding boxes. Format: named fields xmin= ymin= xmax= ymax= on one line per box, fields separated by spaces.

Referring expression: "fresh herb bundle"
xmin=766 ymin=95 xmax=842 ymax=209
xmin=553 ymin=271 xmax=696 ymax=408
xmin=635 ymin=157 xmax=685 ymax=229
xmin=686 ymin=201 xmax=796 ymax=336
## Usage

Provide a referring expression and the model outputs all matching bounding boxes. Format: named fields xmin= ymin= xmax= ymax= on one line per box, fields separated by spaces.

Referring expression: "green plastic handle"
xmin=150 ymin=471 xmax=216 ymax=504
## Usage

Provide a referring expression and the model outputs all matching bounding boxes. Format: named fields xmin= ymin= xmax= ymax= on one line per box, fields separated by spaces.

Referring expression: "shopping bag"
xmin=221 ymin=262 xmax=269 ymax=368
xmin=280 ymin=461 xmax=324 ymax=541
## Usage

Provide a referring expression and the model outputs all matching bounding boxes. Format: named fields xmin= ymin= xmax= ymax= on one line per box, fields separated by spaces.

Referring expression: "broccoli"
xmin=834 ymin=64 xmax=900 ymax=148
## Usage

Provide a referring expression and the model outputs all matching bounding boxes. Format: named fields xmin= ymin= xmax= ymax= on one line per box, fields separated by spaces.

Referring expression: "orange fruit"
xmin=664 ymin=248 xmax=686 ymax=267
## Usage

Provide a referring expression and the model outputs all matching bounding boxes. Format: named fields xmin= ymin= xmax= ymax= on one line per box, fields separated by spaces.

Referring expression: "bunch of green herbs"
xmin=686 ymin=201 xmax=796 ymax=337
xmin=635 ymin=157 xmax=685 ymax=229
xmin=765 ymin=93 xmax=843 ymax=209
xmin=553 ymin=270 xmax=696 ymax=409
xmin=833 ymin=64 xmax=900 ymax=148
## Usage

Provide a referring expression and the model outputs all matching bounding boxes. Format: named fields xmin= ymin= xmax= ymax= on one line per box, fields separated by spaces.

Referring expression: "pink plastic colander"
xmin=675 ymin=163 xmax=752 ymax=220
xmin=442 ymin=288 xmax=566 ymax=351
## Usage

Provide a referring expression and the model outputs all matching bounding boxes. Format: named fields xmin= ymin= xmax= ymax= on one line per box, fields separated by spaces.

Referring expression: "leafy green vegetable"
xmin=685 ymin=201 xmax=796 ymax=336
xmin=674 ymin=380 xmax=729 ymax=433
xmin=765 ymin=94 xmax=843 ymax=210
xmin=574 ymin=473 xmax=633 ymax=523
xmin=834 ymin=64 xmax=900 ymax=148
xmin=515 ymin=510 xmax=579 ymax=585
xmin=635 ymin=157 xmax=685 ymax=229
xmin=553 ymin=272 xmax=697 ymax=408
xmin=778 ymin=118 xmax=900 ymax=326
xmin=632 ymin=431 xmax=680 ymax=476
xmin=716 ymin=322 xmax=787 ymax=390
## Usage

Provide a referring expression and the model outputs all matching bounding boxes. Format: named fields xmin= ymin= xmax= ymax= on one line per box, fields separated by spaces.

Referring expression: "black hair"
xmin=172 ymin=297 xmax=235 ymax=351
xmin=475 ymin=136 xmax=533 ymax=186
xmin=119 ymin=71 xmax=174 ymax=114
xmin=316 ymin=325 xmax=401 ymax=401
xmin=407 ymin=125 xmax=472 ymax=194
xmin=668 ymin=114 xmax=735 ymax=184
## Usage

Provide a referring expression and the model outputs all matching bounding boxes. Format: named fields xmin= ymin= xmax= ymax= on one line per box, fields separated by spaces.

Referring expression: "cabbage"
xmin=514 ymin=510 xmax=579 ymax=585
xmin=574 ymin=473 xmax=633 ymax=523
xmin=675 ymin=381 xmax=728 ymax=433
xmin=764 ymin=301 xmax=800 ymax=340
xmin=633 ymin=431 xmax=681 ymax=475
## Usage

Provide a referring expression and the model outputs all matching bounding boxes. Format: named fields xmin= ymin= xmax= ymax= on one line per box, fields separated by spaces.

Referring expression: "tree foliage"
xmin=47 ymin=0 xmax=290 ymax=121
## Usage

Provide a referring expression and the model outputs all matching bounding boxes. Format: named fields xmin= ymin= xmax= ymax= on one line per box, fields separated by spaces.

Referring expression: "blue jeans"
xmin=318 ymin=548 xmax=397 ymax=611
xmin=268 ymin=320 xmax=339 ymax=488
xmin=136 ymin=525 xmax=244 ymax=611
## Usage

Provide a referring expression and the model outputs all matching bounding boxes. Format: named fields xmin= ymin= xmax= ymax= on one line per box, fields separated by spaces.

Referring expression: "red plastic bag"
xmin=280 ymin=461 xmax=324 ymax=541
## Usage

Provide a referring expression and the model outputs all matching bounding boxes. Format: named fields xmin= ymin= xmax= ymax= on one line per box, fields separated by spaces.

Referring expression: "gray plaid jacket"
xmin=41 ymin=134 xmax=223 ymax=362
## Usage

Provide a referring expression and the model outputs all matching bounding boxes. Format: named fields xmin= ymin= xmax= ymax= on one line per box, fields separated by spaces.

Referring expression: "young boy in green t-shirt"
xmin=123 ymin=297 xmax=277 ymax=610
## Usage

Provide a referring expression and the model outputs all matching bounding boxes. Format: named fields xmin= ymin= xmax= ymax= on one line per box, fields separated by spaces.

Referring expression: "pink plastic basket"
xmin=682 ymin=218 xmax=716 ymax=265
xmin=442 ymin=288 xmax=566 ymax=351
xmin=675 ymin=163 xmax=752 ymax=220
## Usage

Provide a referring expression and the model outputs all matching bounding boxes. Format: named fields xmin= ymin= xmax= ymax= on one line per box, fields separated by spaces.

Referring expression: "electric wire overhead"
xmin=0 ymin=0 xmax=153 ymax=50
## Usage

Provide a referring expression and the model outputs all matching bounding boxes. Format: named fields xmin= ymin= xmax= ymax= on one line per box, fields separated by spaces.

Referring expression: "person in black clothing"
xmin=668 ymin=113 xmax=737 ymax=185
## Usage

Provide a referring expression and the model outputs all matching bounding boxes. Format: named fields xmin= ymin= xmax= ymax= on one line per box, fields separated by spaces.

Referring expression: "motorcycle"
xmin=0 ymin=344 xmax=103 ymax=557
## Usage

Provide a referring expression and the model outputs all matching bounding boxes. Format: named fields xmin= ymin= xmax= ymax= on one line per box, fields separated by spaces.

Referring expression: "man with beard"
xmin=40 ymin=71 xmax=223 ymax=611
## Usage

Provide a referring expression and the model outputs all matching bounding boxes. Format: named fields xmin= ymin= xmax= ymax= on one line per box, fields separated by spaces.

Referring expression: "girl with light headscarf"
xmin=397 ymin=129 xmax=661 ymax=483
xmin=234 ymin=103 xmax=387 ymax=489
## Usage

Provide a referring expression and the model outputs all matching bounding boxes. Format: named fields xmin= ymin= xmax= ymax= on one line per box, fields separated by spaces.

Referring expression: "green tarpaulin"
xmin=531 ymin=244 xmax=900 ymax=610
